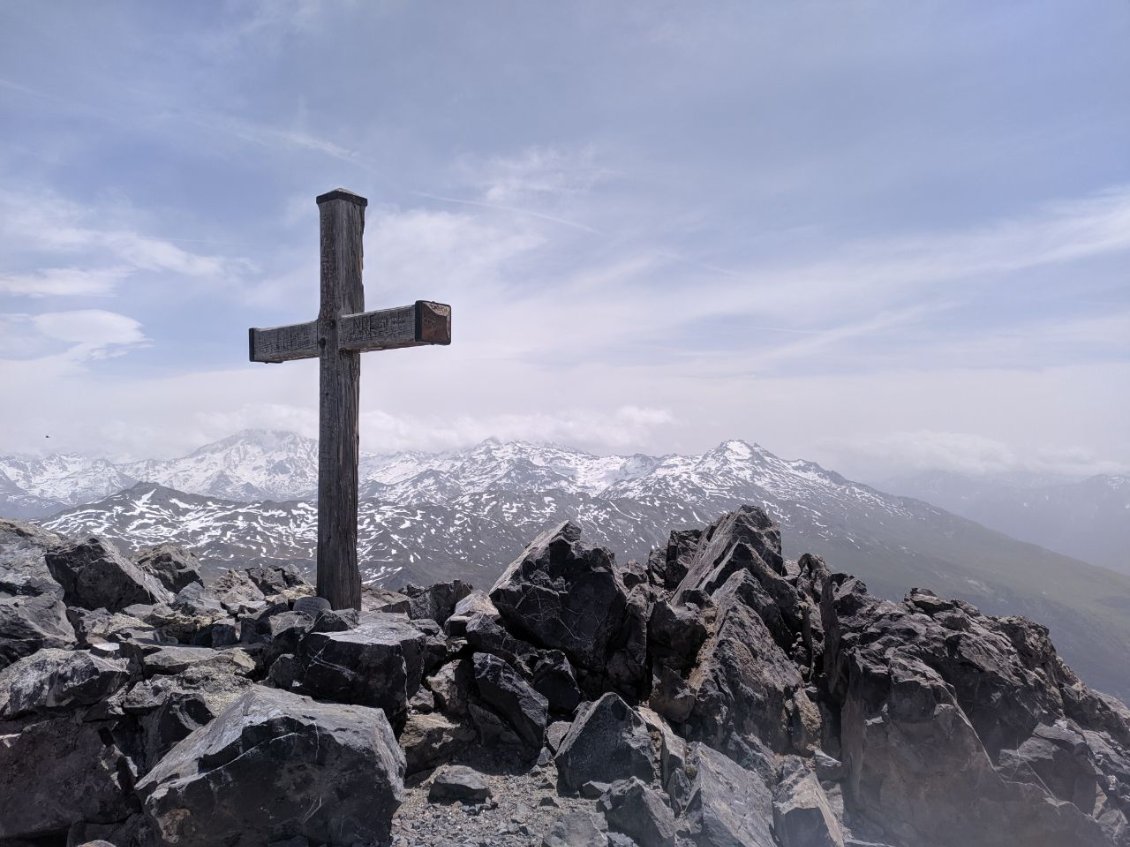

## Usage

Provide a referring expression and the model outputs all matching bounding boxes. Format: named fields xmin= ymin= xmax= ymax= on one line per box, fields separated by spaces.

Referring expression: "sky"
xmin=1 ymin=0 xmax=1128 ymax=481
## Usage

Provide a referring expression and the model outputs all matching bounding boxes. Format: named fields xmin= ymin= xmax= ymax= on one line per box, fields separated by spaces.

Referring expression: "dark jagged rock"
xmin=673 ymin=505 xmax=784 ymax=600
xmin=209 ymin=568 xmax=267 ymax=614
xmin=683 ymin=569 xmax=820 ymax=761
xmin=122 ymin=662 xmax=253 ymax=770
xmin=403 ymin=579 xmax=474 ymax=625
xmin=134 ymin=544 xmax=203 ymax=594
xmin=298 ymin=612 xmax=426 ymax=717
xmin=137 ymin=686 xmax=404 ymax=846
xmin=542 ymin=811 xmax=609 ymax=847
xmin=821 ymin=574 xmax=1129 ymax=847
xmin=532 ymin=650 xmax=583 ymax=713
xmin=400 ymin=712 xmax=476 ymax=774
xmin=473 ymin=652 xmax=549 ymax=747
xmin=680 ymin=742 xmax=775 ymax=847
xmin=0 ymin=710 xmax=135 ymax=841
xmin=428 ymin=764 xmax=491 ymax=804
xmin=444 ymin=588 xmax=499 ymax=636
xmin=2 ymin=508 xmax=1128 ymax=847
xmin=0 ymin=648 xmax=130 ymax=719
xmin=555 ymin=693 xmax=657 ymax=793
xmin=772 ymin=761 xmax=845 ymax=847
xmin=45 ymin=536 xmax=172 ymax=612
xmin=490 ymin=522 xmax=635 ymax=691
xmin=599 ymin=777 xmax=676 ymax=846
xmin=244 ymin=563 xmax=309 ymax=596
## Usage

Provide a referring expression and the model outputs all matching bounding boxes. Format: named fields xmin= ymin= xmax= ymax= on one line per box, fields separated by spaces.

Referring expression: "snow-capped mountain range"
xmin=4 ymin=429 xmax=1130 ymax=698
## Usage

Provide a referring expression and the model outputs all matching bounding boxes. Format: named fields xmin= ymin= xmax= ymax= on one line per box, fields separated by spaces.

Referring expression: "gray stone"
xmin=135 ymin=544 xmax=203 ymax=594
xmin=428 ymin=764 xmax=491 ymax=804
xmin=445 ymin=589 xmax=499 ymax=636
xmin=0 ymin=648 xmax=130 ymax=719
xmin=683 ymin=569 xmax=820 ymax=760
xmin=543 ymin=811 xmax=609 ymax=847
xmin=0 ymin=712 xmax=134 ymax=841
xmin=140 ymin=645 xmax=255 ymax=677
xmin=490 ymin=522 xmax=632 ymax=682
xmin=555 ymin=692 xmax=657 ymax=793
xmin=403 ymin=579 xmax=474 ymax=624
xmin=0 ymin=520 xmax=75 ymax=668
xmin=123 ymin=662 xmax=254 ymax=770
xmin=427 ymin=659 xmax=472 ymax=717
xmin=137 ymin=686 xmax=404 ymax=847
xmin=681 ymin=743 xmax=775 ymax=847
xmin=209 ymin=568 xmax=267 ymax=613
xmin=772 ymin=764 xmax=844 ymax=847
xmin=45 ymin=536 xmax=172 ymax=612
xmin=599 ymin=777 xmax=676 ymax=847
xmin=298 ymin=612 xmax=426 ymax=716
xmin=472 ymin=652 xmax=548 ymax=747
xmin=400 ymin=712 xmax=475 ymax=774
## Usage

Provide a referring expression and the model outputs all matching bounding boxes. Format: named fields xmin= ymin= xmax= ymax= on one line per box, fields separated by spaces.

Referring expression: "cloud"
xmin=0 ymin=267 xmax=126 ymax=297
xmin=828 ymin=430 xmax=1130 ymax=479
xmin=31 ymin=310 xmax=147 ymax=348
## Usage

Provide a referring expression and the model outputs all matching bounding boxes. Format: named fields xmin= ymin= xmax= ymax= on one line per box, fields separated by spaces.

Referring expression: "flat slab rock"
xmin=137 ymin=685 xmax=405 ymax=847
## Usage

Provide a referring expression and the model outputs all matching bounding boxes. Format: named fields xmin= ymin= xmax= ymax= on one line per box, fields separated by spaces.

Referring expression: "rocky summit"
xmin=1 ymin=507 xmax=1129 ymax=847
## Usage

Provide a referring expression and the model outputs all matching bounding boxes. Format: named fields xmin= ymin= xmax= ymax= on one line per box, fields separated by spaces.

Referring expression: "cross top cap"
xmin=316 ymin=187 xmax=368 ymax=207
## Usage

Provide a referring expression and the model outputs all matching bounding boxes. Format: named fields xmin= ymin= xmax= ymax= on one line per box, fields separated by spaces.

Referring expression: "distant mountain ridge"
xmin=13 ymin=430 xmax=1130 ymax=700
xmin=886 ymin=469 xmax=1130 ymax=576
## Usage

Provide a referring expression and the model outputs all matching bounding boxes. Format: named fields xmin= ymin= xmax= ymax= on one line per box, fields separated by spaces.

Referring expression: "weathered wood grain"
xmin=339 ymin=301 xmax=452 ymax=352
xmin=316 ymin=190 xmax=365 ymax=611
xmin=248 ymin=321 xmax=319 ymax=363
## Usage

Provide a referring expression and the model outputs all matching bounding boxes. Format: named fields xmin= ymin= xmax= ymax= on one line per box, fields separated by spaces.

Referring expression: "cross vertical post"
xmin=248 ymin=188 xmax=451 ymax=611
xmin=316 ymin=189 xmax=366 ymax=611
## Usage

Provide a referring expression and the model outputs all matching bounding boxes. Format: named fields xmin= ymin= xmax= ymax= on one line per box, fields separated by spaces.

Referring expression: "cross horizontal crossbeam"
xmin=249 ymin=300 xmax=451 ymax=363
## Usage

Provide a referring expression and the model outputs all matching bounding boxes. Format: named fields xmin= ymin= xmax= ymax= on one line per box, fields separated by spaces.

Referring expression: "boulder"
xmin=772 ymin=763 xmax=845 ymax=847
xmin=123 ymin=662 xmax=254 ymax=771
xmin=0 ymin=593 xmax=75 ymax=669
xmin=821 ymin=575 xmax=1129 ymax=847
xmin=0 ymin=521 xmax=77 ymax=667
xmin=137 ymin=686 xmax=405 ymax=846
xmin=298 ymin=612 xmax=426 ymax=717
xmin=599 ymin=777 xmax=677 ymax=847
xmin=531 ymin=650 xmax=583 ymax=713
xmin=543 ymin=811 xmax=609 ymax=847
xmin=680 ymin=743 xmax=775 ymax=847
xmin=209 ymin=568 xmax=267 ymax=614
xmin=400 ymin=712 xmax=475 ymax=774
xmin=362 ymin=586 xmax=412 ymax=614
xmin=0 ymin=648 xmax=130 ymax=719
xmin=673 ymin=506 xmax=783 ymax=592
xmin=490 ymin=522 xmax=632 ymax=684
xmin=45 ymin=536 xmax=172 ymax=612
xmin=139 ymin=645 xmax=255 ymax=678
xmin=555 ymin=692 xmax=657 ymax=793
xmin=403 ymin=580 xmax=474 ymax=624
xmin=683 ymin=570 xmax=820 ymax=760
xmin=444 ymin=589 xmax=499 ymax=636
xmin=244 ymin=564 xmax=310 ymax=598
xmin=135 ymin=544 xmax=203 ymax=594
xmin=427 ymin=764 xmax=491 ymax=804
xmin=472 ymin=652 xmax=548 ymax=747
xmin=427 ymin=659 xmax=472 ymax=717
xmin=0 ymin=711 xmax=135 ymax=841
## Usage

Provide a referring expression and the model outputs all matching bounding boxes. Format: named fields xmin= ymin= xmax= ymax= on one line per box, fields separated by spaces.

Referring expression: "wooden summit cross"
xmin=248 ymin=188 xmax=451 ymax=610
